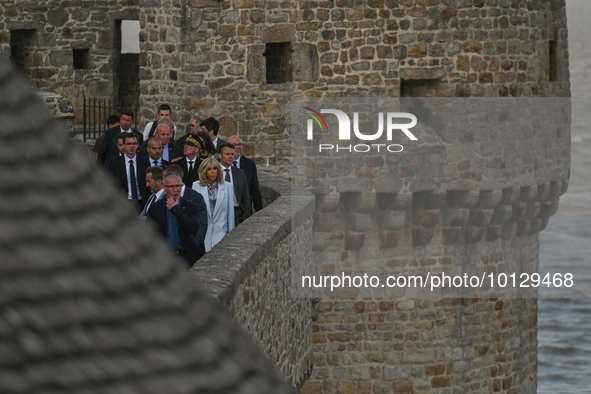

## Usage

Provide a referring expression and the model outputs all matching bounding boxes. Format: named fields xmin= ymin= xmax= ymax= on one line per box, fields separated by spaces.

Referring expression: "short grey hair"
xmin=190 ymin=115 xmax=204 ymax=124
xmin=163 ymin=172 xmax=182 ymax=186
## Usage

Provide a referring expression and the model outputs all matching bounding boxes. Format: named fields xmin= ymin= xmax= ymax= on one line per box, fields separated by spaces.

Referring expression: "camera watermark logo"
xmin=303 ymin=108 xmax=418 ymax=153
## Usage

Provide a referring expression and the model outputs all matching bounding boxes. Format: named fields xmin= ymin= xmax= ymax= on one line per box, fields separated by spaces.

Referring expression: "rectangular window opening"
xmin=10 ymin=29 xmax=36 ymax=75
xmin=265 ymin=42 xmax=291 ymax=84
xmin=400 ymin=79 xmax=443 ymax=97
xmin=73 ymin=48 xmax=90 ymax=69
xmin=115 ymin=19 xmax=140 ymax=115
xmin=549 ymin=40 xmax=557 ymax=82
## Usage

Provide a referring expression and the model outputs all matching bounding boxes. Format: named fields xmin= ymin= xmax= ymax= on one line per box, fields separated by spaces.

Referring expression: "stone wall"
xmin=37 ymin=91 xmax=76 ymax=136
xmin=3 ymin=1 xmax=569 ymax=176
xmin=138 ymin=0 xmax=569 ymax=178
xmin=190 ymin=172 xmax=316 ymax=389
xmin=296 ymin=104 xmax=569 ymax=392
xmin=304 ymin=296 xmax=539 ymax=393
xmin=0 ymin=0 xmax=140 ymax=117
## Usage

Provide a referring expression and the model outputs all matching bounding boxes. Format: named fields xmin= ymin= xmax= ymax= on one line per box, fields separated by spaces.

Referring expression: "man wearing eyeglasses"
xmin=176 ymin=114 xmax=205 ymax=146
xmin=106 ymin=133 xmax=150 ymax=211
xmin=147 ymin=173 xmax=207 ymax=266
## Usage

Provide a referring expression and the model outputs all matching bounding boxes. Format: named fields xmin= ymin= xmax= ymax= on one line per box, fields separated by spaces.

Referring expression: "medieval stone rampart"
xmin=191 ymin=172 xmax=316 ymax=389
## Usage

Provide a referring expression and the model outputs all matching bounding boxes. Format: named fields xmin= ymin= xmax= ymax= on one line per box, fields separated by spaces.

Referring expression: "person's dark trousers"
xmin=175 ymin=249 xmax=193 ymax=268
xmin=234 ymin=206 xmax=245 ymax=226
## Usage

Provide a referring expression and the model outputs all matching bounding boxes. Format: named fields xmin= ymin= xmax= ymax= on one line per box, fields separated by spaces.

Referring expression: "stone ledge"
xmin=190 ymin=171 xmax=315 ymax=306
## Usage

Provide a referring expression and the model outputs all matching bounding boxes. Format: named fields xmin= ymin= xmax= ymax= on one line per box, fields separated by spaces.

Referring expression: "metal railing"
xmin=82 ymin=95 xmax=140 ymax=142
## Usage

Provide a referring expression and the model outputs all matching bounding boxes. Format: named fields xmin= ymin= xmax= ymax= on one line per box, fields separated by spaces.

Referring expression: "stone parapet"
xmin=37 ymin=91 xmax=75 ymax=137
xmin=190 ymin=172 xmax=315 ymax=389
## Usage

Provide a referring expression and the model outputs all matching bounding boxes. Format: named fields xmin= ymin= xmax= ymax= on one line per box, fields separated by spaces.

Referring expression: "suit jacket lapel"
xmin=231 ymin=167 xmax=241 ymax=199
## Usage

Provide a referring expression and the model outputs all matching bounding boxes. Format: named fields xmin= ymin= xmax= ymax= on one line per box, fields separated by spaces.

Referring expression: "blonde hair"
xmin=198 ymin=156 xmax=223 ymax=186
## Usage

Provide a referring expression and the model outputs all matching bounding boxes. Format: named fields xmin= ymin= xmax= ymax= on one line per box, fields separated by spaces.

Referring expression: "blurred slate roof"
xmin=0 ymin=56 xmax=293 ymax=394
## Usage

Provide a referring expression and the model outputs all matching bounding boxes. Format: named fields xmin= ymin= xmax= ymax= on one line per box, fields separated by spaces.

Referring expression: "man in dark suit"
xmin=105 ymin=133 xmax=150 ymax=211
xmin=97 ymin=110 xmax=144 ymax=165
xmin=104 ymin=131 xmax=127 ymax=168
xmin=143 ymin=137 xmax=171 ymax=168
xmin=140 ymin=166 xmax=166 ymax=218
xmin=163 ymin=164 xmax=209 ymax=248
xmin=139 ymin=123 xmax=183 ymax=162
xmin=176 ymin=114 xmax=205 ymax=146
xmin=218 ymin=142 xmax=251 ymax=225
xmin=147 ymin=173 xmax=207 ymax=266
xmin=201 ymin=117 xmax=226 ymax=149
xmin=228 ymin=135 xmax=263 ymax=212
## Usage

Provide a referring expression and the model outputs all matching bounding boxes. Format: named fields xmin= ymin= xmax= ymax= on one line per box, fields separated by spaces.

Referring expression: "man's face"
xmin=207 ymin=128 xmax=216 ymax=142
xmin=155 ymin=126 xmax=171 ymax=145
xmin=146 ymin=173 xmax=162 ymax=193
xmin=123 ymin=136 xmax=138 ymax=158
xmin=189 ymin=120 xmax=199 ymax=135
xmin=116 ymin=138 xmax=125 ymax=154
xmin=228 ymin=137 xmax=242 ymax=160
xmin=219 ymin=146 xmax=235 ymax=167
xmin=157 ymin=109 xmax=171 ymax=120
xmin=159 ymin=117 xmax=174 ymax=130
xmin=120 ymin=114 xmax=133 ymax=131
xmin=164 ymin=177 xmax=183 ymax=200
xmin=147 ymin=140 xmax=163 ymax=160
xmin=183 ymin=143 xmax=199 ymax=159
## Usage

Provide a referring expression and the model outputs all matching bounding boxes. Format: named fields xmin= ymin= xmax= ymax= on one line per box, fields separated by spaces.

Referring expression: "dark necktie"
xmin=224 ymin=168 xmax=231 ymax=182
xmin=143 ymin=193 xmax=156 ymax=214
xmin=129 ymin=159 xmax=138 ymax=200
xmin=188 ymin=161 xmax=194 ymax=172
xmin=233 ymin=160 xmax=238 ymax=168
xmin=153 ymin=160 xmax=158 ymax=167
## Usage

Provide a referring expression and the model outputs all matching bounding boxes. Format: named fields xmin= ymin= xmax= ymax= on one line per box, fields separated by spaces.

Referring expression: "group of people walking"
xmin=94 ymin=105 xmax=262 ymax=267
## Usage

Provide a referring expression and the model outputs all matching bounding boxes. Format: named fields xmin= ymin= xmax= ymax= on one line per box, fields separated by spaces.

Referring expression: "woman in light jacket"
xmin=193 ymin=157 xmax=235 ymax=252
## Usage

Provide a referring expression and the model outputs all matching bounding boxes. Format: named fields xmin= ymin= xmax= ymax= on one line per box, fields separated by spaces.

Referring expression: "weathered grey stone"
xmin=262 ymin=24 xmax=295 ymax=43
xmin=292 ymin=43 xmax=319 ymax=82
xmin=399 ymin=66 xmax=445 ymax=80
xmin=384 ymin=366 xmax=410 ymax=380
xmin=246 ymin=44 xmax=265 ymax=83
xmin=47 ymin=8 xmax=68 ymax=26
